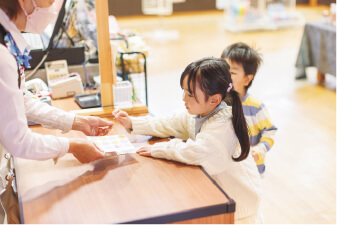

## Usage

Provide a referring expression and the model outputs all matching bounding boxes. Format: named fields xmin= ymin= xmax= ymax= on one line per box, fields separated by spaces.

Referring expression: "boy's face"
xmin=226 ymin=59 xmax=253 ymax=98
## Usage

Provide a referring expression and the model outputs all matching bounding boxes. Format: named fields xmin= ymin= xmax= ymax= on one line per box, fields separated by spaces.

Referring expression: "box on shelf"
xmin=45 ymin=60 xmax=84 ymax=99
xmin=113 ymin=81 xmax=133 ymax=109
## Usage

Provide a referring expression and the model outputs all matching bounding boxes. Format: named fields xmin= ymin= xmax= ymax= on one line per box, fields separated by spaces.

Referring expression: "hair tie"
xmin=227 ymin=83 xmax=233 ymax=92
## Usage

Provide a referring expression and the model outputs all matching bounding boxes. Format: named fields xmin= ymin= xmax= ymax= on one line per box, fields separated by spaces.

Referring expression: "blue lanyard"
xmin=4 ymin=33 xmax=31 ymax=69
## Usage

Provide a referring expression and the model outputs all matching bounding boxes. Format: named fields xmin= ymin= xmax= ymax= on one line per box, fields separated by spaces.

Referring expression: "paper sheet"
xmin=87 ymin=135 xmax=136 ymax=155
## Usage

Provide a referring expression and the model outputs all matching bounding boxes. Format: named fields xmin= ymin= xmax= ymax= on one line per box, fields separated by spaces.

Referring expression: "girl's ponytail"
xmin=230 ymin=90 xmax=250 ymax=162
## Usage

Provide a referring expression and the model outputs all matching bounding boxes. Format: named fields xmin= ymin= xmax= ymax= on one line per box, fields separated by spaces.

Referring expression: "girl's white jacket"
xmin=130 ymin=107 xmax=262 ymax=220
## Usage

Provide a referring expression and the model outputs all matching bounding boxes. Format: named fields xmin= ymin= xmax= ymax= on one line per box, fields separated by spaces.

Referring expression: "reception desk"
xmin=15 ymin=97 xmax=235 ymax=224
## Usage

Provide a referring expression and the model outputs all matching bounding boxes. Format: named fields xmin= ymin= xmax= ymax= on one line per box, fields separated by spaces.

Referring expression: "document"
xmin=87 ymin=135 xmax=136 ymax=155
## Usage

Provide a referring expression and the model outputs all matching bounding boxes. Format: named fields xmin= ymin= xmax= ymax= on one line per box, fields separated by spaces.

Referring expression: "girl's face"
xmin=182 ymin=75 xmax=215 ymax=117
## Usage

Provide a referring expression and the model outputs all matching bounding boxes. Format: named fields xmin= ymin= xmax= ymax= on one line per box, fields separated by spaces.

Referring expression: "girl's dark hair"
xmin=0 ymin=0 xmax=21 ymax=20
xmin=180 ymin=57 xmax=250 ymax=162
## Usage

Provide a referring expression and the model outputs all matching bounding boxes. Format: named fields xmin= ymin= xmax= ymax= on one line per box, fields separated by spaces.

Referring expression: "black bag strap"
xmin=0 ymin=23 xmax=5 ymax=43
xmin=0 ymin=24 xmax=21 ymax=88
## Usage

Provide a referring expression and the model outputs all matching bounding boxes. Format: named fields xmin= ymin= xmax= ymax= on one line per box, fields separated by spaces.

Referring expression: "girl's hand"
xmin=112 ymin=109 xmax=132 ymax=129
xmin=72 ymin=115 xmax=113 ymax=136
xmin=136 ymin=145 xmax=152 ymax=157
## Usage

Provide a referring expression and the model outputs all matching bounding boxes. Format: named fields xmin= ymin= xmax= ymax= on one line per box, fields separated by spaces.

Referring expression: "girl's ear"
xmin=244 ymin=74 xmax=254 ymax=86
xmin=210 ymin=94 xmax=222 ymax=106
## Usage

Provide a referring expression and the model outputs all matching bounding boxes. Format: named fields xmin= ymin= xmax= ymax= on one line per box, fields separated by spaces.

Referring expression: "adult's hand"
xmin=72 ymin=115 xmax=113 ymax=136
xmin=68 ymin=138 xmax=105 ymax=163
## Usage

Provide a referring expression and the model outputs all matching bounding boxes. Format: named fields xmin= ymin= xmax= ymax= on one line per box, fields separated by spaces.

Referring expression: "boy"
xmin=221 ymin=42 xmax=277 ymax=174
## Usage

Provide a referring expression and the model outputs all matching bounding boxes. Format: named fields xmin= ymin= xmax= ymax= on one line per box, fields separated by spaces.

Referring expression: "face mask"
xmin=20 ymin=0 xmax=58 ymax=34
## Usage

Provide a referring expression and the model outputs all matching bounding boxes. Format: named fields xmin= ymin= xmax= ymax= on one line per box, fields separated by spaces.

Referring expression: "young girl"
xmin=113 ymin=57 xmax=263 ymax=223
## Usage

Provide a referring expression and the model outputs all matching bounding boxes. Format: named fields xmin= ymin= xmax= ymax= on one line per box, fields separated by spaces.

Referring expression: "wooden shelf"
xmin=50 ymin=93 xmax=148 ymax=117
xmin=70 ymin=104 xmax=148 ymax=117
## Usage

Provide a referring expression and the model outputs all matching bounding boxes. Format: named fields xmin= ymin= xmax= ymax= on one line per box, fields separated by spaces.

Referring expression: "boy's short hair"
xmin=221 ymin=42 xmax=262 ymax=90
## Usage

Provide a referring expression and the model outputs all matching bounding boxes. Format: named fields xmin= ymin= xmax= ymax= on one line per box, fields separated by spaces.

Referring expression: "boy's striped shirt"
xmin=242 ymin=93 xmax=277 ymax=174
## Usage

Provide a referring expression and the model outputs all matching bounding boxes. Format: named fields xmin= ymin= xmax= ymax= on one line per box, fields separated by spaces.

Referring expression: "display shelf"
xmin=74 ymin=0 xmax=148 ymax=117
xmin=119 ymin=51 xmax=148 ymax=106
xmin=224 ymin=0 xmax=305 ymax=32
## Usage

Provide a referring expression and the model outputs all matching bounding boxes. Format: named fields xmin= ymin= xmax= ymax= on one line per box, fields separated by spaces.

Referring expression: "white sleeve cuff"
xmin=55 ymin=137 xmax=70 ymax=158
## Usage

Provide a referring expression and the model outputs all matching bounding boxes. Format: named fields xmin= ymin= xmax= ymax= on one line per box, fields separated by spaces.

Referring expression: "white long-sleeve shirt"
xmin=0 ymin=9 xmax=74 ymax=160
xmin=130 ymin=107 xmax=262 ymax=221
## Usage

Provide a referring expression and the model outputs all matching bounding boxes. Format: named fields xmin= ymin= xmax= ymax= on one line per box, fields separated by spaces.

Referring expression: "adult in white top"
xmin=0 ymin=1 xmax=113 ymax=222
xmin=0 ymin=0 xmax=113 ymax=165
